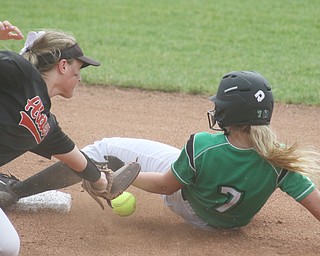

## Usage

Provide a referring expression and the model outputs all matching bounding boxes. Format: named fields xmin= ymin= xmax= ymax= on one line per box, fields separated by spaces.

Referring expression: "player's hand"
xmin=0 ymin=20 xmax=23 ymax=40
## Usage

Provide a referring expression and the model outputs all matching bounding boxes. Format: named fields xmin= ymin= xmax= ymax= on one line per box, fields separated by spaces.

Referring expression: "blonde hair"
xmin=248 ymin=125 xmax=320 ymax=178
xmin=22 ymin=30 xmax=76 ymax=73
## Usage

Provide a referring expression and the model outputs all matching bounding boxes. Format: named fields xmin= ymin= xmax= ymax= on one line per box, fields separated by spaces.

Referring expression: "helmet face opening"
xmin=208 ymin=71 xmax=274 ymax=130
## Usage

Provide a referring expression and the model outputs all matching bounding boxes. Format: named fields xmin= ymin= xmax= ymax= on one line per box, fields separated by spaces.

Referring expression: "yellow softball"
xmin=111 ymin=191 xmax=136 ymax=217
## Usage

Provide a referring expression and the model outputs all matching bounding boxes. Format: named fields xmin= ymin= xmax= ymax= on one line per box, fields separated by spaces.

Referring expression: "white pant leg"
xmin=163 ymin=190 xmax=210 ymax=229
xmin=0 ymin=208 xmax=20 ymax=256
xmin=82 ymin=137 xmax=181 ymax=174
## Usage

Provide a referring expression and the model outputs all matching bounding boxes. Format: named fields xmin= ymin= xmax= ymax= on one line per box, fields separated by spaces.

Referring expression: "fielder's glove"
xmin=81 ymin=159 xmax=140 ymax=210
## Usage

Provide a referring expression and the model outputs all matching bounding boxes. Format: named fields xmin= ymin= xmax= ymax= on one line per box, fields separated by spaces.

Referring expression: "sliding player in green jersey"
xmin=82 ymin=71 xmax=320 ymax=229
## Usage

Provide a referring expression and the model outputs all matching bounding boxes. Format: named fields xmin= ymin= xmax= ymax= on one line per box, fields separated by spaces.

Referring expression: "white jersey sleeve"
xmin=82 ymin=137 xmax=181 ymax=174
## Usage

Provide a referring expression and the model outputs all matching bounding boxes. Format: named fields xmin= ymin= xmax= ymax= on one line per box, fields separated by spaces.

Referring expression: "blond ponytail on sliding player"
xmin=249 ymin=125 xmax=320 ymax=178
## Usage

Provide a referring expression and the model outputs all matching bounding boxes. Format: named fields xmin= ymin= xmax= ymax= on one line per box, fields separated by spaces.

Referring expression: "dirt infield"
xmin=4 ymin=85 xmax=320 ymax=256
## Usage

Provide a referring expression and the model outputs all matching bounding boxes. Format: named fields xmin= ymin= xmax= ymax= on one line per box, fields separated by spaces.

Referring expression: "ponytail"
xmin=249 ymin=126 xmax=320 ymax=178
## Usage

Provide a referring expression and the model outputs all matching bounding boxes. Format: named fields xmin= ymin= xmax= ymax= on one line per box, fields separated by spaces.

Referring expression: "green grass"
xmin=2 ymin=0 xmax=320 ymax=105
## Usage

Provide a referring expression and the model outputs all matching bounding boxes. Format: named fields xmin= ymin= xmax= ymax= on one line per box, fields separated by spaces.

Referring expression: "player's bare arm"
xmin=133 ymin=169 xmax=184 ymax=195
xmin=54 ymin=147 xmax=87 ymax=172
xmin=54 ymin=147 xmax=109 ymax=193
xmin=299 ymin=189 xmax=320 ymax=222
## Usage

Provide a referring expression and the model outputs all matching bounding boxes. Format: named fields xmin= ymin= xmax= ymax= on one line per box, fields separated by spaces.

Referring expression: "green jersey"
xmin=171 ymin=132 xmax=315 ymax=228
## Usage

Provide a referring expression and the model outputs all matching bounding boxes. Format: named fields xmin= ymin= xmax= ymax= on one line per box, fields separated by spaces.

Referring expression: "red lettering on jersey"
xmin=19 ymin=112 xmax=42 ymax=143
xmin=19 ymin=96 xmax=50 ymax=144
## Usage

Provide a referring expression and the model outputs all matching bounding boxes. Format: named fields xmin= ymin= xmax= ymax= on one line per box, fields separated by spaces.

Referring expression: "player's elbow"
xmin=158 ymin=171 xmax=183 ymax=195
xmin=160 ymin=186 xmax=179 ymax=195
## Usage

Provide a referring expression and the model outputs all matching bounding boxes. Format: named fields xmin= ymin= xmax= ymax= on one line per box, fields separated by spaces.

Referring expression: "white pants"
xmin=82 ymin=137 xmax=209 ymax=228
xmin=0 ymin=208 xmax=20 ymax=256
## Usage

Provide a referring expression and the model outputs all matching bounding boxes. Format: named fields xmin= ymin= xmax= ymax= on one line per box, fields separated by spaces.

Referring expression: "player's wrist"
xmin=92 ymin=172 xmax=108 ymax=190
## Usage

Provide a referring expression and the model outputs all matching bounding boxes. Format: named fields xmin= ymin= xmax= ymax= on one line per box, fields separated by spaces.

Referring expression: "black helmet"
xmin=207 ymin=71 xmax=274 ymax=130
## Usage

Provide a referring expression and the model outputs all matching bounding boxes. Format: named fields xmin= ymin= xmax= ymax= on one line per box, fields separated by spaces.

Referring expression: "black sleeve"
xmin=186 ymin=134 xmax=196 ymax=169
xmin=30 ymin=125 xmax=75 ymax=159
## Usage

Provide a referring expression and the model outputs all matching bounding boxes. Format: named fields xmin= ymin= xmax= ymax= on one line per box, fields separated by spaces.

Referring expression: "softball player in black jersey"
xmin=0 ymin=20 xmax=138 ymax=256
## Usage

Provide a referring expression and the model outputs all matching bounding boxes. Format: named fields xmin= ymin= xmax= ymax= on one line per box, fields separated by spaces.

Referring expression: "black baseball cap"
xmin=60 ymin=43 xmax=100 ymax=68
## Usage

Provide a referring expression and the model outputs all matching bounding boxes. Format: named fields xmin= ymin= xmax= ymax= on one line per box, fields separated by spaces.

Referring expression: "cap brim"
xmin=77 ymin=56 xmax=101 ymax=69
